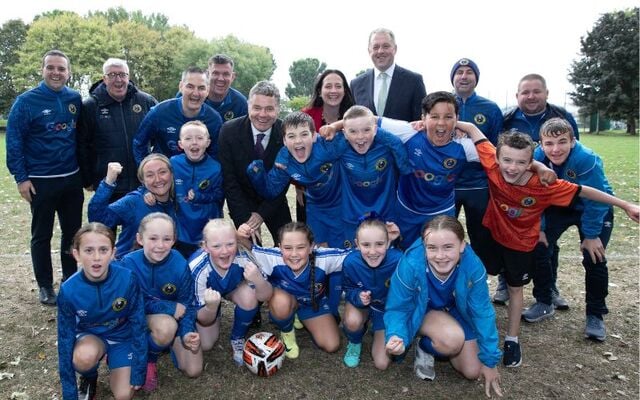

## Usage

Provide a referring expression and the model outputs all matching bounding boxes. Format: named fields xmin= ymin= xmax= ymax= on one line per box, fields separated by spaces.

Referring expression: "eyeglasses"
xmin=105 ymin=72 xmax=129 ymax=79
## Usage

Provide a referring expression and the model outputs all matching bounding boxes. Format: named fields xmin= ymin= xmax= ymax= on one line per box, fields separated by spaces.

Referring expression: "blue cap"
xmin=450 ymin=58 xmax=480 ymax=85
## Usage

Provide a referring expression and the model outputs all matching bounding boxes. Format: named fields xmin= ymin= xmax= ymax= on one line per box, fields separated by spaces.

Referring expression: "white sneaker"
xmin=414 ymin=345 xmax=435 ymax=380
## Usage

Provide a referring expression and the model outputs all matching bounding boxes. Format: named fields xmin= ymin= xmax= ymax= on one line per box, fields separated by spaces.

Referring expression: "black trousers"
xmin=29 ymin=173 xmax=84 ymax=288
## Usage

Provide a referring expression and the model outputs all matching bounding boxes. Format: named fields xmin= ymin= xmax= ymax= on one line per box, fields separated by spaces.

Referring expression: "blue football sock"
xmin=147 ymin=332 xmax=169 ymax=362
xmin=418 ymin=335 xmax=446 ymax=359
xmin=343 ymin=325 xmax=365 ymax=344
xmin=231 ymin=305 xmax=259 ymax=340
xmin=270 ymin=312 xmax=295 ymax=332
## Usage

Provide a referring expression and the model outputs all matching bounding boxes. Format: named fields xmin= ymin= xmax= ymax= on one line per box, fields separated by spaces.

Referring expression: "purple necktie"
xmin=254 ymin=133 xmax=266 ymax=159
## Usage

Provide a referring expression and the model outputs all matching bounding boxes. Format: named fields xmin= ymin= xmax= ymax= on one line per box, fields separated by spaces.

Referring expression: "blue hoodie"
xmin=6 ymin=81 xmax=82 ymax=183
xmin=384 ymin=238 xmax=501 ymax=368
xmin=534 ymin=141 xmax=613 ymax=238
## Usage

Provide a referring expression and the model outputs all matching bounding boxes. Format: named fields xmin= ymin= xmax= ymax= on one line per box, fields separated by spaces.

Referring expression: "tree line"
xmin=0 ymin=7 xmax=637 ymax=133
xmin=0 ymin=8 xmax=276 ymax=115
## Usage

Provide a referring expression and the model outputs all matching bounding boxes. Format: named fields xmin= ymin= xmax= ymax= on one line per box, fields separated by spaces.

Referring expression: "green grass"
xmin=579 ymin=132 xmax=639 ymax=201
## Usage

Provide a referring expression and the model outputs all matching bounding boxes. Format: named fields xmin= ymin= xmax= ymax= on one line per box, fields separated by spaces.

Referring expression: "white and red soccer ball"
xmin=243 ymin=331 xmax=285 ymax=377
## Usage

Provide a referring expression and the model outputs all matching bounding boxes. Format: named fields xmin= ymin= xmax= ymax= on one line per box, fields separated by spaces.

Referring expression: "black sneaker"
xmin=503 ymin=340 xmax=522 ymax=368
xmin=78 ymin=375 xmax=97 ymax=400
xmin=584 ymin=315 xmax=606 ymax=342
xmin=551 ymin=289 xmax=570 ymax=310
xmin=38 ymin=287 xmax=57 ymax=306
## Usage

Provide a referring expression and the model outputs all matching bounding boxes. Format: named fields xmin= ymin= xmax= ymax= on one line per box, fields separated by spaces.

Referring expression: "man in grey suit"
xmin=350 ymin=28 xmax=426 ymax=122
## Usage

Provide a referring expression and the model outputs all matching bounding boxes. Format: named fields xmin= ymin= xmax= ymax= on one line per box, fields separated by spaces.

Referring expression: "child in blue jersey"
xmin=238 ymin=222 xmax=349 ymax=359
xmin=145 ymin=121 xmax=223 ymax=258
xmin=120 ymin=213 xmax=200 ymax=392
xmin=247 ymin=111 xmax=408 ymax=322
xmin=57 ymin=223 xmax=146 ymax=400
xmin=341 ymin=216 xmax=402 ymax=369
xmin=524 ymin=118 xmax=620 ymax=340
xmin=246 ymin=111 xmax=347 ymax=248
xmin=385 ymin=216 xmax=503 ymax=398
xmin=337 ymin=106 xmax=412 ymax=248
xmin=189 ymin=219 xmax=273 ymax=366
xmin=375 ymin=91 xmax=480 ymax=248
xmin=88 ymin=154 xmax=179 ymax=258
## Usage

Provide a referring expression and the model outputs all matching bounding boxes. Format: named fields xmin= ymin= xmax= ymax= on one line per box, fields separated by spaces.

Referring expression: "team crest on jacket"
xmin=112 ymin=297 xmax=127 ymax=312
xmin=343 ymin=240 xmax=353 ymax=249
xmin=443 ymin=158 xmax=457 ymax=169
xmin=375 ymin=158 xmax=388 ymax=171
xmin=474 ymin=113 xmax=487 ymax=125
xmin=520 ymin=197 xmax=536 ymax=207
xmin=224 ymin=111 xmax=234 ymax=121
xmin=198 ymin=179 xmax=210 ymax=190
xmin=68 ymin=104 xmax=77 ymax=114
xmin=133 ymin=104 xmax=142 ymax=113
xmin=162 ymin=283 xmax=177 ymax=296
xmin=566 ymin=169 xmax=577 ymax=179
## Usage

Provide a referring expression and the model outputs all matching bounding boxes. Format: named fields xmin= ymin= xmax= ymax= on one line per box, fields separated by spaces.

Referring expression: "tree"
xmin=88 ymin=7 xmax=170 ymax=32
xmin=5 ymin=13 xmax=275 ymax=103
xmin=569 ymin=8 xmax=639 ymax=134
xmin=210 ymin=35 xmax=277 ymax=96
xmin=0 ymin=19 xmax=28 ymax=116
xmin=111 ymin=21 xmax=196 ymax=101
xmin=284 ymin=95 xmax=310 ymax=113
xmin=10 ymin=13 xmax=119 ymax=93
xmin=285 ymin=58 xmax=326 ymax=99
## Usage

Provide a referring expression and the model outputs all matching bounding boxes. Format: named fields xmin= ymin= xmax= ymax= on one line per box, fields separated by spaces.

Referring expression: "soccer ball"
xmin=243 ymin=331 xmax=286 ymax=377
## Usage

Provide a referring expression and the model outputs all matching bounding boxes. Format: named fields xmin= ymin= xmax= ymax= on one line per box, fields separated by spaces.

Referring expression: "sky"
xmin=3 ymin=0 xmax=637 ymax=111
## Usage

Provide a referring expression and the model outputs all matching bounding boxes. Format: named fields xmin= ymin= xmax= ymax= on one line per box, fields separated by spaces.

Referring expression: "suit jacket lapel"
xmin=387 ymin=66 xmax=403 ymax=99
xmin=240 ymin=117 xmax=255 ymax=155
xmin=366 ymin=70 xmax=376 ymax=110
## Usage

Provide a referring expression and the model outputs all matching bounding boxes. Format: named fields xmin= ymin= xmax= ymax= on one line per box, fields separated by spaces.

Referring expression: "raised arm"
xmin=579 ymin=186 xmax=639 ymax=223
xmin=455 ymin=120 xmax=486 ymax=142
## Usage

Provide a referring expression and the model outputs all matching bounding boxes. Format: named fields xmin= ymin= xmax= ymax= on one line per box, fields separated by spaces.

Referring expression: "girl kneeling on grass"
xmin=57 ymin=223 xmax=146 ymax=400
xmin=120 ymin=213 xmax=200 ymax=392
xmin=341 ymin=215 xmax=402 ymax=369
xmin=239 ymin=221 xmax=349 ymax=359
xmin=385 ymin=216 xmax=503 ymax=398
xmin=189 ymin=218 xmax=272 ymax=366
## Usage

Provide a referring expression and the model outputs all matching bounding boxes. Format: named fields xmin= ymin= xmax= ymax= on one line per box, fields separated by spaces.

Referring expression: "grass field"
xmin=0 ymin=132 xmax=637 ymax=399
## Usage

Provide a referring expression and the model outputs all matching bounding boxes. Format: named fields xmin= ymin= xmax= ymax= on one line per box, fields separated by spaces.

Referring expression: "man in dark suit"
xmin=218 ymin=81 xmax=291 ymax=245
xmin=350 ymin=28 xmax=426 ymax=122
